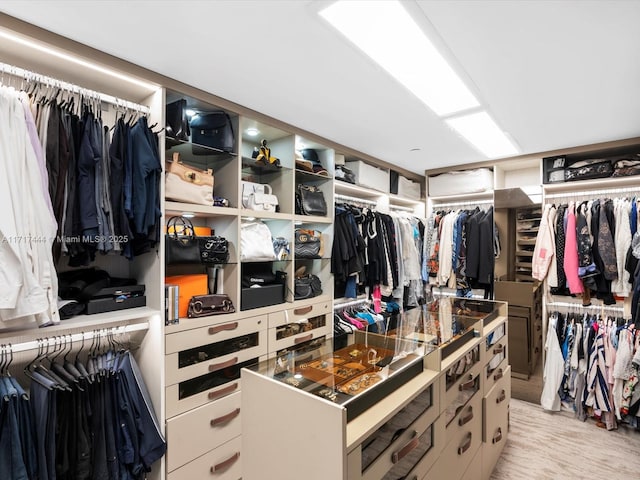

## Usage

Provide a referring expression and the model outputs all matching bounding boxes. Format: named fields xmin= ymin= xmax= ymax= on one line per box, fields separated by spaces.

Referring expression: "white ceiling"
xmin=1 ymin=0 xmax=639 ymax=174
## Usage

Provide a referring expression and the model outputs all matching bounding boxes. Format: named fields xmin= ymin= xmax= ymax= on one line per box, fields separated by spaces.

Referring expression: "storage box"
xmin=241 ymin=284 xmax=285 ymax=311
xmin=165 ymin=274 xmax=208 ymax=318
xmin=345 ymin=160 xmax=390 ymax=192
xmin=428 ymin=168 xmax=493 ymax=197
xmin=390 ymin=171 xmax=422 ymax=199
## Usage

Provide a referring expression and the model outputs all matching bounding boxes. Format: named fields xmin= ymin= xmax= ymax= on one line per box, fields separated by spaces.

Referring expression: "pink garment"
xmin=372 ymin=285 xmax=382 ymax=314
xmin=342 ymin=312 xmax=366 ymax=330
xmin=563 ymin=203 xmax=584 ymax=294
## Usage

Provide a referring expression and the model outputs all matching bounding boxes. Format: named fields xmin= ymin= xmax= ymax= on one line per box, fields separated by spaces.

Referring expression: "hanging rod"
xmin=389 ymin=204 xmax=415 ymax=213
xmin=0 ymin=62 xmax=151 ymax=114
xmin=547 ymin=301 xmax=624 ymax=314
xmin=335 ymin=194 xmax=377 ymax=207
xmin=334 ymin=298 xmax=371 ymax=310
xmin=430 ymin=199 xmax=494 ymax=209
xmin=545 ymin=186 xmax=640 ymax=200
xmin=2 ymin=322 xmax=149 ymax=354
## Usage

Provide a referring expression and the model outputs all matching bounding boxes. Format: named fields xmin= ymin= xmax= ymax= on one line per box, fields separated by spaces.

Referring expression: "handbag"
xmin=243 ymin=182 xmax=279 ymax=212
xmin=189 ymin=111 xmax=235 ymax=154
xmin=165 ymin=216 xmax=229 ymax=265
xmin=240 ymin=220 xmax=277 ymax=262
xmin=254 ymin=139 xmax=281 ymax=167
xmin=294 ymin=229 xmax=323 ymax=259
xmin=187 ymin=294 xmax=235 ymax=318
xmin=564 ymin=159 xmax=613 ymax=181
xmin=296 ymin=184 xmax=327 ymax=216
xmin=165 ymin=153 xmax=214 ymax=205
xmin=294 ymin=274 xmax=323 ymax=300
xmin=612 ymin=158 xmax=640 ymax=177
xmin=165 ymin=99 xmax=190 ymax=145
xmin=273 ymin=237 xmax=290 ymax=261
xmin=335 ymin=165 xmax=356 ymax=184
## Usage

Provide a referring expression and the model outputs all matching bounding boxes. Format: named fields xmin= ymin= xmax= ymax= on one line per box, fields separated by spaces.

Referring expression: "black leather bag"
xmin=294 ymin=274 xmax=322 ymax=300
xmin=166 ymin=216 xmax=229 ymax=265
xmin=296 ymin=184 xmax=327 ymax=216
xmin=187 ymin=294 xmax=235 ymax=318
xmin=564 ymin=159 xmax=613 ymax=181
xmin=190 ymin=112 xmax=235 ymax=155
xmin=199 ymin=237 xmax=229 ymax=265
xmin=165 ymin=99 xmax=190 ymax=146
xmin=295 ymin=229 xmax=322 ymax=259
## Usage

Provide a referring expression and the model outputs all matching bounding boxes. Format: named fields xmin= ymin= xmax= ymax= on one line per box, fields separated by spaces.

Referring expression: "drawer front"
xmin=166 ymin=315 xmax=265 ymax=355
xmin=443 ymin=383 xmax=482 ymax=446
xmin=426 ymin=409 xmax=482 ymax=480
xmin=167 ymin=392 xmax=242 ymax=472
xmin=166 ymin=329 xmax=267 ymax=385
xmin=484 ymin=320 xmax=506 ymax=354
xmin=167 ymin=435 xmax=242 ymax=480
xmin=482 ymin=410 xmax=508 ymax=480
xmin=462 ymin=447 xmax=483 ymax=480
xmin=268 ymin=315 xmax=331 ymax=352
xmin=268 ymin=301 xmax=331 ymax=328
xmin=166 ymin=355 xmax=265 ymax=418
xmin=483 ymin=366 xmax=511 ymax=442
xmin=484 ymin=356 xmax=509 ymax=394
xmin=441 ymin=350 xmax=483 ymax=411
xmin=362 ymin=383 xmax=439 ymax=480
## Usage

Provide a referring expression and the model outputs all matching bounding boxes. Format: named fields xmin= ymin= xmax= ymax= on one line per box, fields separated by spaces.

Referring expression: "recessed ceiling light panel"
xmin=320 ymin=0 xmax=479 ymax=116
xmin=446 ymin=111 xmax=519 ymax=158
xmin=245 ymin=127 xmax=260 ymax=137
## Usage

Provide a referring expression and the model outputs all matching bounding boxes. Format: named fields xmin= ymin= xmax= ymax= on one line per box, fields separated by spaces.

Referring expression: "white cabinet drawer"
xmin=483 ymin=320 xmax=506 ymax=364
xmin=443 ymin=383 xmax=482 ymax=446
xmin=441 ymin=344 xmax=483 ymax=412
xmin=484 ymin=355 xmax=508 ymax=395
xmin=166 ymin=329 xmax=267 ymax=385
xmin=482 ymin=367 xmax=510 ymax=480
xmin=166 ymin=315 xmax=265 ymax=354
xmin=167 ymin=392 xmax=242 ymax=472
xmin=267 ymin=301 xmax=331 ymax=328
xmin=268 ymin=316 xmax=331 ymax=353
xmin=167 ymin=435 xmax=242 ymax=480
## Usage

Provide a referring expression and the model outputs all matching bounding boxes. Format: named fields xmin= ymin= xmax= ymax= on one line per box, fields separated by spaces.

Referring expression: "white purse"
xmin=240 ymin=220 xmax=277 ymax=262
xmin=242 ymin=182 xmax=279 ymax=212
xmin=165 ymin=171 xmax=214 ymax=205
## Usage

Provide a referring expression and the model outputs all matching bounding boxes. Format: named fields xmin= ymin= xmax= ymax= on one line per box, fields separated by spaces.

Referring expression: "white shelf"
xmin=429 ymin=191 xmax=493 ymax=203
xmin=294 ymin=214 xmax=333 ymax=224
xmin=335 ymin=180 xmax=387 ymax=199
xmin=543 ymin=175 xmax=640 ymax=195
xmin=388 ymin=193 xmax=425 ymax=206
xmin=240 ymin=210 xmax=292 ymax=221
xmin=165 ymin=201 xmax=240 ymax=217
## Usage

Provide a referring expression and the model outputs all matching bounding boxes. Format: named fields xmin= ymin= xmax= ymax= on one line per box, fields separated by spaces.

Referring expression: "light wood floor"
xmin=510 ymin=356 xmax=543 ymax=404
xmin=491 ymin=399 xmax=640 ymax=479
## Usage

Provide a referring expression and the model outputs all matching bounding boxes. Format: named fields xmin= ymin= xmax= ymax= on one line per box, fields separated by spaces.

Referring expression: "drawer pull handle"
xmin=208 ymin=382 xmax=238 ymax=400
xmin=209 ymin=322 xmax=239 ymax=335
xmin=293 ymin=306 xmax=313 ymax=316
xmin=492 ymin=428 xmax=503 ymax=444
xmin=391 ymin=430 xmax=419 ymax=464
xmin=294 ymin=333 xmax=314 ymax=344
xmin=209 ymin=357 xmax=239 ymax=372
xmin=496 ymin=390 xmax=506 ymax=404
xmin=211 ymin=408 xmax=241 ymax=427
xmin=459 ymin=377 xmax=475 ymax=391
xmin=457 ymin=432 xmax=472 ymax=455
xmin=211 ymin=452 xmax=240 ymax=473
xmin=493 ymin=369 xmax=504 ymax=381
xmin=458 ymin=407 xmax=474 ymax=426
xmin=493 ymin=344 xmax=504 ymax=355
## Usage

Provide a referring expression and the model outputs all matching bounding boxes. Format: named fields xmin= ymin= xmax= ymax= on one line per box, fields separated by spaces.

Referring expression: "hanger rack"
xmin=389 ymin=204 xmax=415 ymax=213
xmin=547 ymin=301 xmax=625 ymax=315
xmin=0 ymin=61 xmax=151 ymax=114
xmin=545 ymin=186 xmax=640 ymax=201
xmin=334 ymin=298 xmax=371 ymax=310
xmin=430 ymin=198 xmax=494 ymax=209
xmin=335 ymin=194 xmax=377 ymax=207
xmin=1 ymin=322 xmax=149 ymax=354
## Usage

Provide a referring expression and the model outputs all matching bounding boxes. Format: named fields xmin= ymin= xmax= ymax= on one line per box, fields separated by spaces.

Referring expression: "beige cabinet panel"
xmin=167 ymin=435 xmax=242 ymax=480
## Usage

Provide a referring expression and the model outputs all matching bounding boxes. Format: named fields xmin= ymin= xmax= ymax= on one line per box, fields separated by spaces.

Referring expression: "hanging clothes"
xmin=541 ymin=313 xmax=565 ymax=411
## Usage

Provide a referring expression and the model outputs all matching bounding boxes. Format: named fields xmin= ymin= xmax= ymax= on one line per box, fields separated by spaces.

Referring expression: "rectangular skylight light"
xmin=319 ymin=0 xmax=479 ymax=116
xmin=446 ymin=111 xmax=519 ymax=158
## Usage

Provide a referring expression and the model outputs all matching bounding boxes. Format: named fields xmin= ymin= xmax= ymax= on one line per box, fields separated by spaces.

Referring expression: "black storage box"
xmin=86 ymin=285 xmax=146 ymax=315
xmin=241 ymin=284 xmax=285 ymax=311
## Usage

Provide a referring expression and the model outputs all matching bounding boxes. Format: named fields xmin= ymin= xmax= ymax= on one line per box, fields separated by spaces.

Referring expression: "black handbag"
xmin=190 ymin=111 xmax=235 ymax=154
xmin=187 ymin=294 xmax=235 ymax=318
xmin=166 ymin=216 xmax=230 ymax=265
xmin=295 ymin=229 xmax=322 ymax=259
xmin=564 ymin=159 xmax=613 ymax=181
xmin=242 ymin=262 xmax=277 ymax=288
xmin=294 ymin=274 xmax=322 ymax=300
xmin=296 ymin=184 xmax=327 ymax=216
xmin=165 ymin=99 xmax=190 ymax=146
